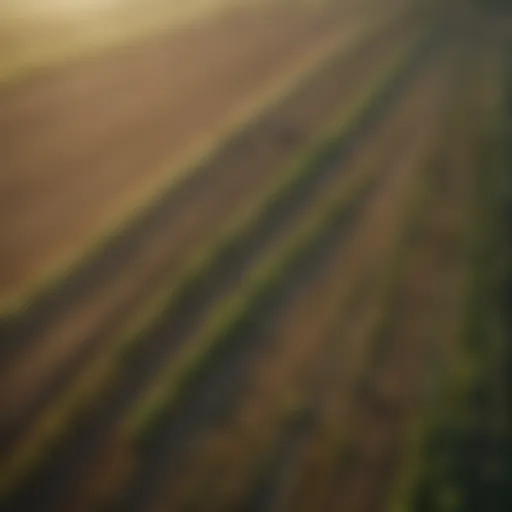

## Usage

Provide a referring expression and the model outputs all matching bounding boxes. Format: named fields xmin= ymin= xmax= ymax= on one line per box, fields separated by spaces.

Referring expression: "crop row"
xmin=0 ymin=33 xmax=431 ymax=504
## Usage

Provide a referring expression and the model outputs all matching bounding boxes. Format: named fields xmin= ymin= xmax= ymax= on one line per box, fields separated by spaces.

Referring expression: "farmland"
xmin=0 ymin=1 xmax=510 ymax=511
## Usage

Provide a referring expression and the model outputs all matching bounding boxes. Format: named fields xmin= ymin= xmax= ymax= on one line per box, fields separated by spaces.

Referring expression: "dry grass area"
xmin=0 ymin=0 xmax=254 ymax=84
xmin=0 ymin=0 xmax=376 ymax=85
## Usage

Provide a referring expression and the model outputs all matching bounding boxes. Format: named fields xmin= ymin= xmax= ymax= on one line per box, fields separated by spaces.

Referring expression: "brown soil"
xmin=0 ymin=15 xmax=414 ymax=448
xmin=0 ymin=2 xmax=369 ymax=299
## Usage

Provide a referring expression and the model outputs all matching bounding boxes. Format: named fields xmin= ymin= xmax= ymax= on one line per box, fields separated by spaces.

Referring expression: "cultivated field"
xmin=0 ymin=1 xmax=510 ymax=511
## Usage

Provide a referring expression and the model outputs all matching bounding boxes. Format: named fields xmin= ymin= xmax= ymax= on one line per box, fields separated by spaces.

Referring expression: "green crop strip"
xmin=0 ymin=37 xmax=428 ymax=501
